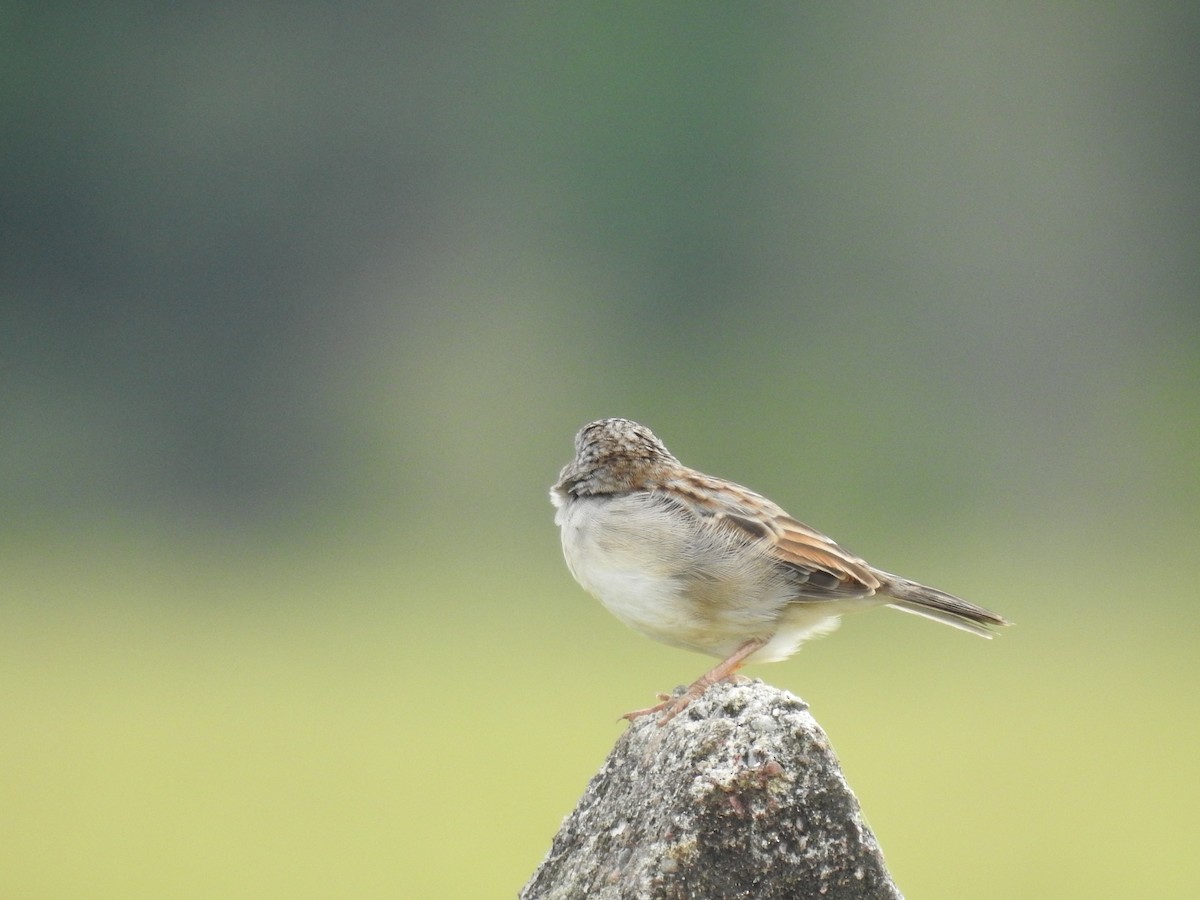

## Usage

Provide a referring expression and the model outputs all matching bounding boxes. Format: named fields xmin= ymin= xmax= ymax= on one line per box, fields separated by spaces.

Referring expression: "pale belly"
xmin=555 ymin=493 xmax=858 ymax=662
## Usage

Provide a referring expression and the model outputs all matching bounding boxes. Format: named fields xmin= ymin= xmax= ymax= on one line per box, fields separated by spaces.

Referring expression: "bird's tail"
xmin=875 ymin=571 xmax=1009 ymax=638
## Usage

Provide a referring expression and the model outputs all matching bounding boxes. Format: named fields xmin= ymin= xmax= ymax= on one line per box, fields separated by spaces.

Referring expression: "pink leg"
xmin=622 ymin=636 xmax=769 ymax=726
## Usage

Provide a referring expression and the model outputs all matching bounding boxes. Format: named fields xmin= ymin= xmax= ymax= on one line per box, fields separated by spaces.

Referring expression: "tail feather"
xmin=876 ymin=572 xmax=1009 ymax=638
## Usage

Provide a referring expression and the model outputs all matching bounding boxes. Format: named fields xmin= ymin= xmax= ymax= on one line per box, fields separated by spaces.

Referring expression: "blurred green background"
xmin=4 ymin=4 xmax=1198 ymax=898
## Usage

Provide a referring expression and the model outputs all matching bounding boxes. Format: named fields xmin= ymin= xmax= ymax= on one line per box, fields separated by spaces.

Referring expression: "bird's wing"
xmin=660 ymin=471 xmax=880 ymax=601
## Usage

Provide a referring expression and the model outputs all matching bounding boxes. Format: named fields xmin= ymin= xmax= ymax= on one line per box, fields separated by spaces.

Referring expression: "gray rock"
xmin=521 ymin=680 xmax=903 ymax=900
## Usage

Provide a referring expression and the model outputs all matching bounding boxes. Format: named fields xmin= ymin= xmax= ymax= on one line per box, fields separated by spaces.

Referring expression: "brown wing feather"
xmin=661 ymin=471 xmax=879 ymax=602
xmin=769 ymin=516 xmax=881 ymax=599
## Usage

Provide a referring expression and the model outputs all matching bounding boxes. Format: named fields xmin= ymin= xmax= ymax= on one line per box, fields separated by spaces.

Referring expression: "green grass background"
xmin=4 ymin=514 xmax=1197 ymax=897
xmin=4 ymin=4 xmax=1199 ymax=897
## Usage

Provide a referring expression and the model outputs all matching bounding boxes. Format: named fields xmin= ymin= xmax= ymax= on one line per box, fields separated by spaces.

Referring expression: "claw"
xmin=620 ymin=637 xmax=769 ymax=726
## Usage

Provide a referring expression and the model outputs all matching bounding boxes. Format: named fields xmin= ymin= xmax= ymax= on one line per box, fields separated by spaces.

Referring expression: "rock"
xmin=521 ymin=679 xmax=902 ymax=900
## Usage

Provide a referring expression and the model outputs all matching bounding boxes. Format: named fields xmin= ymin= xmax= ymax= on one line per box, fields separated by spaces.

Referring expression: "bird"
xmin=550 ymin=417 xmax=1008 ymax=724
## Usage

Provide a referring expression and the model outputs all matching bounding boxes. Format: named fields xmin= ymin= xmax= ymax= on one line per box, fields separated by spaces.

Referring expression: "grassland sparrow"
xmin=551 ymin=418 xmax=1008 ymax=724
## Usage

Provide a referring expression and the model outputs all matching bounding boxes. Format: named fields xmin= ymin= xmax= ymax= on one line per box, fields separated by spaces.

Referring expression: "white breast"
xmin=554 ymin=492 xmax=847 ymax=661
xmin=556 ymin=494 xmax=695 ymax=640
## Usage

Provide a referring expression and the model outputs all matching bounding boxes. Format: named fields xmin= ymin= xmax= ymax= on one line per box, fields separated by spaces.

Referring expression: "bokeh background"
xmin=4 ymin=4 xmax=1198 ymax=898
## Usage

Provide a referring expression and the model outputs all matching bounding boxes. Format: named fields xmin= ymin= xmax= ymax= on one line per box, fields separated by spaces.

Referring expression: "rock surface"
xmin=521 ymin=680 xmax=903 ymax=900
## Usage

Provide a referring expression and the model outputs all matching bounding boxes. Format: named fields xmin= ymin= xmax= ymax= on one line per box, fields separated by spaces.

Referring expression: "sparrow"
xmin=550 ymin=418 xmax=1008 ymax=724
